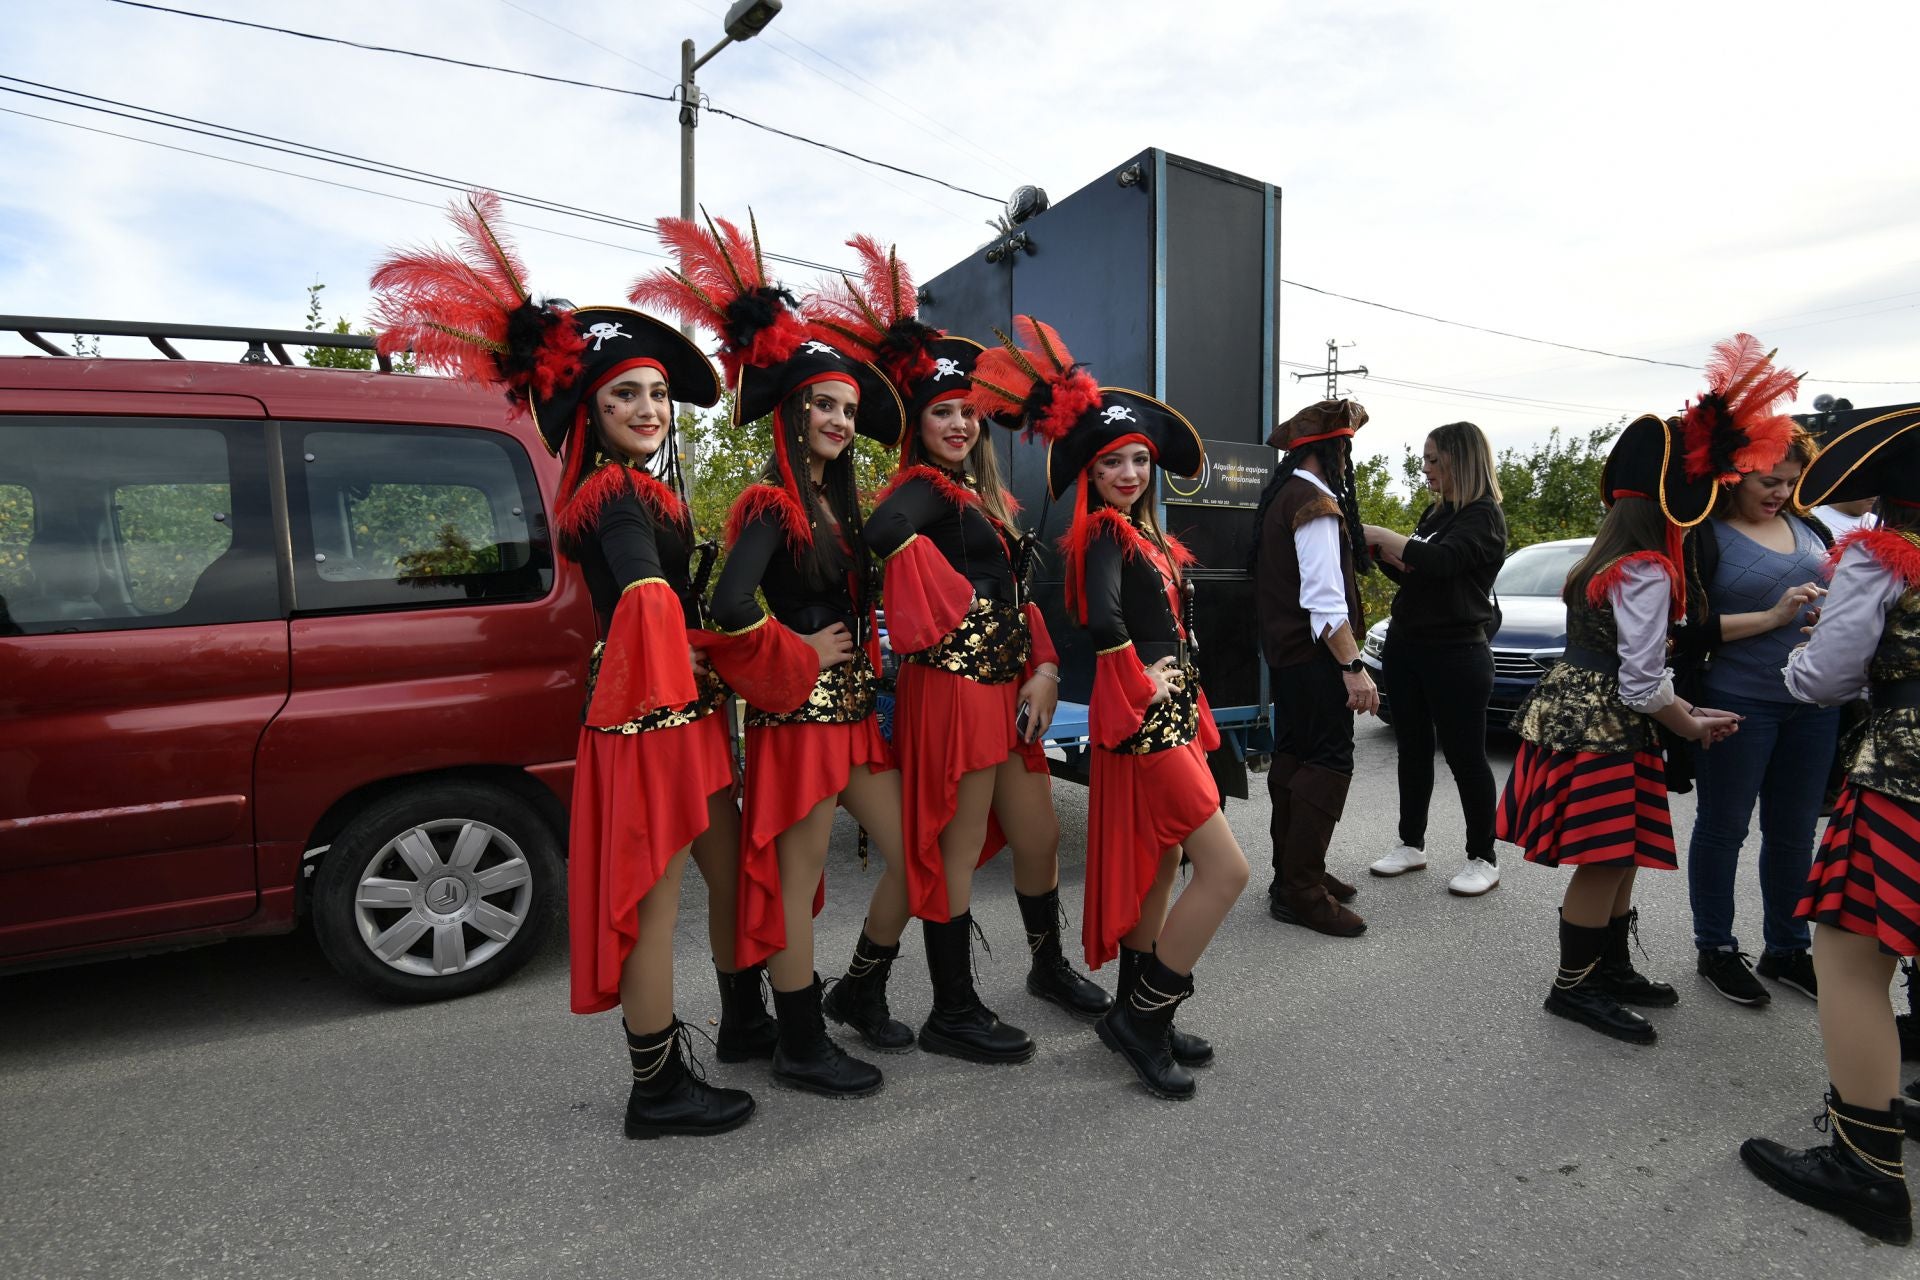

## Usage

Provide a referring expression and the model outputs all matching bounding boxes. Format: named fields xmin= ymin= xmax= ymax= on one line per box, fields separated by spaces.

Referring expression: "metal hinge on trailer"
xmin=2 ymin=314 xmax=397 ymax=371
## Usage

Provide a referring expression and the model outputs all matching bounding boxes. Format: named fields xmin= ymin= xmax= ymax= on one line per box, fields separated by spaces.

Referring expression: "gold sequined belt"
xmin=583 ymin=639 xmax=726 ymax=735
xmin=903 ymin=596 xmax=1030 ymax=686
xmin=747 ymin=648 xmax=878 ymax=728
xmin=1110 ymin=662 xmax=1202 ymax=756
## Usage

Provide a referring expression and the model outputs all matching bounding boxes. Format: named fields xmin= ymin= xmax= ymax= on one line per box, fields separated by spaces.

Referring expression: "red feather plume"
xmin=1679 ymin=333 xmax=1800 ymax=485
xmin=628 ymin=210 xmax=808 ymax=383
xmin=808 ymin=234 xmax=940 ymax=390
xmin=966 ymin=315 xmax=1101 ymax=441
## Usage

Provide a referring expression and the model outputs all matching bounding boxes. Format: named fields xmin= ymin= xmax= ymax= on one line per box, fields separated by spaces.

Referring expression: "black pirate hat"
xmin=1795 ymin=405 xmax=1920 ymax=507
xmin=1600 ymin=415 xmax=1713 ymax=522
xmin=527 ymin=306 xmax=719 ymax=455
xmin=733 ymin=337 xmax=904 ymax=448
xmin=1044 ymin=389 xmax=1205 ymax=499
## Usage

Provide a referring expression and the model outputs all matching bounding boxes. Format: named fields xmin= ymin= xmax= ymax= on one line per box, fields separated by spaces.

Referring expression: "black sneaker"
xmin=1757 ymin=949 xmax=1818 ymax=1001
xmin=1698 ymin=948 xmax=1771 ymax=1006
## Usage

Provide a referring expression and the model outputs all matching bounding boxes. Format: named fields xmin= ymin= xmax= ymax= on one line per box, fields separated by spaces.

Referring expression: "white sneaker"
xmin=1368 ymin=844 xmax=1427 ymax=877
xmin=1447 ymin=858 xmax=1500 ymax=897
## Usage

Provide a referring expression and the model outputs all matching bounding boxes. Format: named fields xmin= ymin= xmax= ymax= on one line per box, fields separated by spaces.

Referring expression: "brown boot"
xmin=1269 ymin=764 xmax=1365 ymax=934
xmin=1271 ymin=886 xmax=1368 ymax=936
xmin=1323 ymin=870 xmax=1357 ymax=903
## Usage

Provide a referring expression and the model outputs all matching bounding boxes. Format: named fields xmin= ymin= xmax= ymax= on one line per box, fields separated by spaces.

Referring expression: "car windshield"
xmin=1495 ymin=542 xmax=1591 ymax=597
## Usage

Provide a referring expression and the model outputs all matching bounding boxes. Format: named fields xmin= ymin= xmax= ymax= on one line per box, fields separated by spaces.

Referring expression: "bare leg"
xmin=765 ymin=797 xmax=838 ymax=993
xmin=839 ymin=766 xmax=912 ymax=946
xmin=688 ymin=788 xmax=743 ymax=970
xmin=996 ymin=758 xmax=1062 ymax=896
xmin=1155 ymin=810 xmax=1252 ymax=974
xmin=618 ymin=846 xmax=691 ymax=1032
xmin=1120 ymin=846 xmax=1183 ymax=952
xmin=930 ymin=767 xmax=996 ymax=918
xmin=1815 ymin=924 xmax=1901 ymax=1108
xmin=1609 ymin=866 xmax=1638 ymax=919
xmin=1563 ymin=864 xmax=1632 ymax=928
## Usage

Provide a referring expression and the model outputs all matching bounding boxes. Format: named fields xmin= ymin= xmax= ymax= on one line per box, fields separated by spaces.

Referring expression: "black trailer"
xmin=916 ymin=147 xmax=1282 ymax=798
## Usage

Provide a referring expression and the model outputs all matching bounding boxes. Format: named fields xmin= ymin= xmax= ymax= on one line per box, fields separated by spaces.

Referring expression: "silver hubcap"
xmin=352 ymin=818 xmax=534 ymax=977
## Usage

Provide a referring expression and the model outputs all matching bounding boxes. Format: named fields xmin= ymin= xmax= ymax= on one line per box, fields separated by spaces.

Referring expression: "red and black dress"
xmin=1497 ymin=551 xmax=1680 ymax=870
xmin=864 ymin=465 xmax=1057 ymax=922
xmin=1078 ymin=509 xmax=1223 ymax=969
xmin=559 ymin=462 xmax=736 ymax=1015
xmin=1793 ymin=528 xmax=1920 ymax=956
xmin=706 ymin=484 xmax=890 ymax=968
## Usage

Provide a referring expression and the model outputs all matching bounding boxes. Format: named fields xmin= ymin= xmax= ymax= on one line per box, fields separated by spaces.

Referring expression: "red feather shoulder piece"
xmin=1063 ymin=506 xmax=1197 ymax=572
xmin=724 ymin=483 xmax=812 ymax=549
xmin=877 ymin=465 xmax=980 ymax=511
xmin=1828 ymin=528 xmax=1920 ymax=587
xmin=1586 ymin=549 xmax=1683 ymax=620
xmin=557 ymin=464 xmax=688 ymax=554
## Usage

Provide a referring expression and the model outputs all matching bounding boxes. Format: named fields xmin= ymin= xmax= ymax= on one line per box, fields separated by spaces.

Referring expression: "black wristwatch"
xmin=1340 ymin=656 xmax=1366 ymax=674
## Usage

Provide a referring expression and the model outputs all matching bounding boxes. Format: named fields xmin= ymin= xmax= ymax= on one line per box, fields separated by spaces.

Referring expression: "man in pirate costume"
xmin=370 ymin=191 xmax=777 ymax=1138
xmin=808 ymin=240 xmax=1108 ymax=1063
xmin=632 ymin=213 xmax=917 ymax=1099
xmin=973 ymin=317 xmax=1251 ymax=1101
xmin=1498 ymin=336 xmax=1799 ymax=1046
xmin=1253 ymin=399 xmax=1376 ymax=939
xmin=1740 ymin=405 xmax=1920 ymax=1244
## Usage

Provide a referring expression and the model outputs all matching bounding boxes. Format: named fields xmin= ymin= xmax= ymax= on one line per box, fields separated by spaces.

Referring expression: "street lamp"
xmin=680 ymin=0 xmax=783 ymax=228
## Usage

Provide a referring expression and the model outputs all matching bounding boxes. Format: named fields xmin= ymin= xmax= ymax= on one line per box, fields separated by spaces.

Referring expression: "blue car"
xmin=1360 ymin=536 xmax=1595 ymax=731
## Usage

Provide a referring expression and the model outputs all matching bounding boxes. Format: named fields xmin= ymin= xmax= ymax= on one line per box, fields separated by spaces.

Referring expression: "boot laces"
xmin=1626 ymin=910 xmax=1650 ymax=960
xmin=630 ymin=1019 xmax=717 ymax=1086
xmin=967 ymin=914 xmax=993 ymax=987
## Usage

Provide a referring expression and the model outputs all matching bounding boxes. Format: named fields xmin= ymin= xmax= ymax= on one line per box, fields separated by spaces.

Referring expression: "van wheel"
xmin=311 ymin=782 xmax=562 ymax=1002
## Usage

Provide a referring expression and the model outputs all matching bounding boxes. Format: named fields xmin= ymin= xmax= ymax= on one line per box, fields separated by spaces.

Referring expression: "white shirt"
xmin=1611 ymin=560 xmax=1677 ymax=713
xmin=1291 ymin=469 xmax=1353 ymax=643
xmin=1785 ymin=543 xmax=1906 ymax=706
xmin=1813 ymin=505 xmax=1877 ymax=540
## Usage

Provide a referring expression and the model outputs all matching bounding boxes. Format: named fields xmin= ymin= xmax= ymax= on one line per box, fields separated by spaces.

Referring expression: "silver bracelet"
xmin=1033 ymin=668 xmax=1061 ymax=683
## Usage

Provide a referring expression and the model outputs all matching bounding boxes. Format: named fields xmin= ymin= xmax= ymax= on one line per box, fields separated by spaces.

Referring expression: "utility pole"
xmin=1291 ymin=338 xmax=1368 ymax=401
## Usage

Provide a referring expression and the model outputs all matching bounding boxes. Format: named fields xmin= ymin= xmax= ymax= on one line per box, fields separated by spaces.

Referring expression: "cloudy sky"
xmin=3 ymin=0 xmax=1917 ymax=468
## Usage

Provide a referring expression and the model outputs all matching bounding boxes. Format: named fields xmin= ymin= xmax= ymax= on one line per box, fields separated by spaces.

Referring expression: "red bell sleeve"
xmin=1024 ymin=601 xmax=1058 ymax=672
xmin=693 ymin=614 xmax=819 ymax=715
xmin=585 ymin=579 xmax=699 ymax=728
xmin=881 ymin=534 xmax=975 ymax=654
xmin=1090 ymin=642 xmax=1157 ymax=749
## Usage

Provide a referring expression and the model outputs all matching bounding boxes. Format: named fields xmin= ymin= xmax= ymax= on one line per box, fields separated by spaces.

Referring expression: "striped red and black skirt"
xmin=1495 ymin=743 xmax=1675 ymax=870
xmin=1796 ymin=783 xmax=1920 ymax=957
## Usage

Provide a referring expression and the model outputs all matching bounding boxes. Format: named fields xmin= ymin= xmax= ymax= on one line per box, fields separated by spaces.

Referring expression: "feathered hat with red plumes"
xmin=967 ymin=315 xmax=1204 ymax=620
xmin=370 ymin=190 xmax=718 ymax=471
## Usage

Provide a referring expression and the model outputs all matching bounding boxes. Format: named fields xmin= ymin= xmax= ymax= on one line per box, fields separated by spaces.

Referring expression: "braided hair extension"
xmin=1337 ymin=440 xmax=1372 ymax=576
xmin=1249 ymin=437 xmax=1369 ymax=574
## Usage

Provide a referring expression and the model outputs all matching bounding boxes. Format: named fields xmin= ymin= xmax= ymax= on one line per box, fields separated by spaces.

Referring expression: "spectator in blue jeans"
xmin=1677 ymin=428 xmax=1837 ymax=1007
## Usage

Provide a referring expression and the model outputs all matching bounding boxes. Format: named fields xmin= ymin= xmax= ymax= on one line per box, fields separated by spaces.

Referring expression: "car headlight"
xmin=1363 ymin=628 xmax=1386 ymax=660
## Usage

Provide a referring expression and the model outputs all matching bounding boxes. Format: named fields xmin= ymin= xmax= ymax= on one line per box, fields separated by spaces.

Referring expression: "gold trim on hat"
xmin=1793 ymin=406 xmax=1920 ymax=509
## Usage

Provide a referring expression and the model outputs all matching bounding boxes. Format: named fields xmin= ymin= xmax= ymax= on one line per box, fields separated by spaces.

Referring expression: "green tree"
xmin=681 ymin=391 xmax=891 ymax=551
xmin=303 ymin=282 xmax=414 ymax=373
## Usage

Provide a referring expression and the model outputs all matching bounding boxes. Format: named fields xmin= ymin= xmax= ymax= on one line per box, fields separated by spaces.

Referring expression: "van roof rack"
xmin=1 ymin=314 xmax=395 ymax=372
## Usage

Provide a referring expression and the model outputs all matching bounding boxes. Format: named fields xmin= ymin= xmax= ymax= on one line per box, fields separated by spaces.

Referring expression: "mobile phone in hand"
xmin=1016 ymin=701 xmax=1032 ymax=740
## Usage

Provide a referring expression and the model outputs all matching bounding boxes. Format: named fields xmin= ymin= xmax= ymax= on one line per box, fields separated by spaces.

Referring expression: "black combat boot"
xmin=1904 ymin=1080 xmax=1920 ymax=1143
xmin=1592 ymin=907 xmax=1679 ymax=1007
xmin=713 ymin=964 xmax=779 ymax=1063
xmin=822 ymin=929 xmax=916 ymax=1051
xmin=1119 ymin=944 xmax=1213 ymax=1067
xmin=1898 ymin=960 xmax=1920 ymax=1062
xmin=1740 ymin=1089 xmax=1912 ymax=1244
xmin=919 ymin=913 xmax=1035 ymax=1063
xmin=1096 ymin=953 xmax=1197 ymax=1101
xmin=770 ymin=976 xmax=884 ymax=1098
xmin=623 ymin=1019 xmax=755 ymax=1139
xmin=1018 ymin=888 xmax=1112 ymax=1020
xmin=1544 ymin=912 xmax=1656 ymax=1044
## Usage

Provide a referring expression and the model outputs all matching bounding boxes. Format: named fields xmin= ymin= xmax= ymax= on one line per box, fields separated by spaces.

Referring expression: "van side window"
xmin=0 ymin=420 xmax=278 ymax=635
xmin=286 ymin=425 xmax=550 ymax=613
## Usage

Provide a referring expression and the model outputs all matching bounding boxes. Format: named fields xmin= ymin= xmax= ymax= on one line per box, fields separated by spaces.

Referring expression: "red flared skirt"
xmin=1082 ymin=738 xmax=1221 ymax=971
xmin=1797 ymin=783 xmax=1920 ymax=956
xmin=1496 ymin=743 xmax=1675 ymax=870
xmin=568 ymin=713 xmax=733 ymax=1015
xmin=894 ymin=662 xmax=1048 ymax=923
xmin=736 ymin=715 xmax=893 ymax=968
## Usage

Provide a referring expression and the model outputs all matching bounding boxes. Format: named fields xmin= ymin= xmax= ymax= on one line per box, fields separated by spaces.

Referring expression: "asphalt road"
xmin=3 ymin=721 xmax=1913 ymax=1280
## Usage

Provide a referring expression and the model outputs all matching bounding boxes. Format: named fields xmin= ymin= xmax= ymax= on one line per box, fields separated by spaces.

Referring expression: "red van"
xmin=0 ymin=318 xmax=595 ymax=1000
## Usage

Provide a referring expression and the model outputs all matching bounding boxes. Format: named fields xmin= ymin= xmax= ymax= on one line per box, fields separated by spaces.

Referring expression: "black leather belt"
xmin=1871 ymin=678 xmax=1920 ymax=711
xmin=1558 ymin=645 xmax=1620 ymax=674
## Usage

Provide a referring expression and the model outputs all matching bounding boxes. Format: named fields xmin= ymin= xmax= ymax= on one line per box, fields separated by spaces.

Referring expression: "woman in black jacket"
xmin=1362 ymin=421 xmax=1509 ymax=896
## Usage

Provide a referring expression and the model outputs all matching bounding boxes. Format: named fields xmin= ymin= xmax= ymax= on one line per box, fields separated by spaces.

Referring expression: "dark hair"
xmin=1708 ymin=425 xmax=1818 ymax=519
xmin=1882 ymin=500 xmax=1920 ymax=533
xmin=759 ymin=386 xmax=870 ymax=599
xmin=1564 ymin=496 xmax=1667 ymax=607
xmin=1248 ymin=436 xmax=1370 ymax=574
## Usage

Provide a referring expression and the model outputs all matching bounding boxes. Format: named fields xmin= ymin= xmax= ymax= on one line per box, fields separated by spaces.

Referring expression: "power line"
xmin=102 ymin=0 xmax=1004 ymax=205
xmin=492 ymin=0 xmax=675 ymax=86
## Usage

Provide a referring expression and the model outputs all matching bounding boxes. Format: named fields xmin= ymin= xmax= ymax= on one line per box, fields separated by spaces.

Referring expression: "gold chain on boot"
xmin=1828 ymin=1104 xmax=1908 ymax=1179
xmin=1553 ymin=958 xmax=1599 ymax=990
xmin=1131 ymin=974 xmax=1182 ymax=1014
xmin=846 ymin=946 xmax=881 ymax=978
xmin=629 ymin=1030 xmax=675 ymax=1084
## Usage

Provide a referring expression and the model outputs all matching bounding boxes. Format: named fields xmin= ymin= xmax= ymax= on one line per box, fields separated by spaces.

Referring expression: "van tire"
xmin=311 ymin=781 xmax=563 ymax=1003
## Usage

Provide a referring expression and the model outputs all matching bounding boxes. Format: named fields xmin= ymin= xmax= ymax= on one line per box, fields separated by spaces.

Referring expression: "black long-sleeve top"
xmin=1379 ymin=496 xmax=1507 ymax=646
xmin=575 ymin=494 xmax=703 ymax=628
xmin=1086 ymin=523 xmax=1187 ymax=665
xmin=710 ymin=504 xmax=861 ymax=638
xmin=864 ymin=473 xmax=1016 ymax=602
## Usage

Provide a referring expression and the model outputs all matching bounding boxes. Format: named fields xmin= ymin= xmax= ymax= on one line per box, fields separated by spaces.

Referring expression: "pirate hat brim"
xmin=905 ymin=335 xmax=984 ymax=423
xmin=528 ymin=305 xmax=720 ymax=455
xmin=1045 ymin=388 xmax=1205 ymax=499
xmin=1794 ymin=406 xmax=1920 ymax=508
xmin=1601 ymin=414 xmax=1717 ymax=525
xmin=735 ymin=343 xmax=905 ymax=448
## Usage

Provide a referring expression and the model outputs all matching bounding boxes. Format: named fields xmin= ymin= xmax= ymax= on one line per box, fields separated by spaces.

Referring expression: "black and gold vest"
xmin=1513 ymin=586 xmax=1659 ymax=755
xmin=1847 ymin=584 xmax=1920 ymax=804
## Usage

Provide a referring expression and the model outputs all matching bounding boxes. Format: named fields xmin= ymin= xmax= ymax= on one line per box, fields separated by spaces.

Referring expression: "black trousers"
xmin=1382 ymin=635 xmax=1496 ymax=860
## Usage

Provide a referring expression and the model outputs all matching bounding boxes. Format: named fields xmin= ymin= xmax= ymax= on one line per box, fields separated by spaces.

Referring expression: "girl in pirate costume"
xmin=1739 ymin=406 xmax=1920 ymax=1244
xmin=370 ymin=192 xmax=772 ymax=1139
xmin=1497 ymin=335 xmax=1799 ymax=1046
xmin=631 ymin=214 xmax=913 ymax=1099
xmin=809 ymin=240 xmax=1108 ymax=1064
xmin=971 ymin=317 xmax=1251 ymax=1102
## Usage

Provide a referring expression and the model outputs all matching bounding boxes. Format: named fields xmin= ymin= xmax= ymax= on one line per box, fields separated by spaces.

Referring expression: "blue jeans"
xmin=1685 ymin=691 xmax=1840 ymax=955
